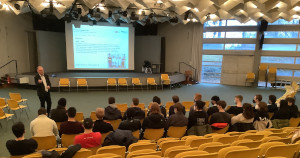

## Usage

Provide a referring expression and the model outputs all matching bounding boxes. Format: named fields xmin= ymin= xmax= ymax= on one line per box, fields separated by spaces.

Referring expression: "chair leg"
xmin=24 ymin=109 xmax=29 ymax=119
xmin=156 ymin=85 xmax=157 ymax=90
xmin=170 ymin=84 xmax=171 ymax=90
xmin=107 ymin=86 xmax=108 ymax=92
xmin=77 ymin=86 xmax=78 ymax=92
xmin=69 ymin=86 xmax=70 ymax=93
xmin=162 ymin=84 xmax=163 ymax=90
xmin=13 ymin=111 xmax=17 ymax=118
xmin=25 ymin=101 xmax=30 ymax=111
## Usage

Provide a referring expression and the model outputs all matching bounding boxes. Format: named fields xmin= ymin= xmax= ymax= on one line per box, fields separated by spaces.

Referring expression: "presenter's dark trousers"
xmin=38 ymin=92 xmax=52 ymax=116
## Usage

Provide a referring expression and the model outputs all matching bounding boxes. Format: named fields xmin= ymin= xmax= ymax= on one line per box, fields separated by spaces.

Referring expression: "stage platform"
xmin=16 ymin=72 xmax=185 ymax=88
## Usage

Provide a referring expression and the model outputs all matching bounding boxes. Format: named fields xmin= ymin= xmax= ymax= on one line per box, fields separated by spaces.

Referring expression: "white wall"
xmin=0 ymin=12 xmax=33 ymax=77
xmin=36 ymin=31 xmax=67 ymax=72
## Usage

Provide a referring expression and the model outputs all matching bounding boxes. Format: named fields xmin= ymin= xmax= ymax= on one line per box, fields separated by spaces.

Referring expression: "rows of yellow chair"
xmin=0 ymin=93 xmax=29 ymax=128
xmin=15 ymin=127 xmax=300 ymax=158
xmin=59 ymin=78 xmax=88 ymax=92
xmin=245 ymin=63 xmax=277 ymax=87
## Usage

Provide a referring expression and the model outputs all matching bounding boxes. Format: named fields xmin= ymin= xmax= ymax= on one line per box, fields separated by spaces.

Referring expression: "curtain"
xmin=190 ymin=23 xmax=203 ymax=82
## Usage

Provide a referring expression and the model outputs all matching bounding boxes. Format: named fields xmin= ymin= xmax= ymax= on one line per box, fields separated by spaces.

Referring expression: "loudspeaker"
xmin=259 ymin=33 xmax=264 ymax=49
xmin=258 ymin=20 xmax=268 ymax=32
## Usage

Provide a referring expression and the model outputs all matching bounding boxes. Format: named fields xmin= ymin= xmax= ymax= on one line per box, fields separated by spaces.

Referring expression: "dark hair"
xmin=195 ymin=100 xmax=205 ymax=110
xmin=57 ymin=98 xmax=67 ymax=108
xmin=126 ymin=108 xmax=136 ymax=119
xmin=132 ymin=98 xmax=139 ymax=106
xmin=279 ymin=100 xmax=289 ymax=110
xmin=235 ymin=95 xmax=243 ymax=102
xmin=172 ymin=96 xmax=179 ymax=103
xmin=255 ymin=94 xmax=262 ymax=101
xmin=258 ymin=102 xmax=268 ymax=112
xmin=217 ymin=100 xmax=227 ymax=109
xmin=269 ymin=95 xmax=277 ymax=104
xmin=286 ymin=97 xmax=295 ymax=105
xmin=12 ymin=122 xmax=25 ymax=138
xmin=83 ymin=118 xmax=93 ymax=129
xmin=108 ymin=97 xmax=115 ymax=104
xmin=149 ymin=103 xmax=162 ymax=116
xmin=67 ymin=107 xmax=77 ymax=118
xmin=242 ymin=103 xmax=254 ymax=119
xmin=211 ymin=96 xmax=220 ymax=102
xmin=174 ymin=103 xmax=185 ymax=113
xmin=153 ymin=96 xmax=161 ymax=104
xmin=38 ymin=108 xmax=47 ymax=115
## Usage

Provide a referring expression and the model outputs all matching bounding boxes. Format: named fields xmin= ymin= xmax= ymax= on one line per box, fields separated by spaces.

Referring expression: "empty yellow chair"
xmin=225 ymin=132 xmax=244 ymax=136
xmin=218 ymin=146 xmax=249 ymax=158
xmin=90 ymin=111 xmax=97 ymax=122
xmin=185 ymin=137 xmax=213 ymax=148
xmin=238 ymin=133 xmax=264 ymax=141
xmin=137 ymin=103 xmax=145 ymax=110
xmin=0 ymin=98 xmax=8 ymax=109
xmin=73 ymin=148 xmax=92 ymax=158
xmin=258 ymin=142 xmax=285 ymax=157
xmin=261 ymin=136 xmax=282 ymax=143
xmin=245 ymin=72 xmax=255 ymax=86
xmin=88 ymin=153 xmax=121 ymax=158
xmin=182 ymin=101 xmax=194 ymax=112
xmin=269 ymin=132 xmax=288 ymax=138
xmin=107 ymin=78 xmax=117 ymax=92
xmin=167 ymin=126 xmax=187 ymax=138
xmin=166 ymin=101 xmax=174 ymax=111
xmin=127 ymin=149 xmax=161 ymax=158
xmin=134 ymin=155 xmax=161 ymax=158
xmin=181 ymin=135 xmax=198 ymax=140
xmin=9 ymin=93 xmax=28 ymax=109
xmin=268 ymin=66 xmax=277 ymax=83
xmin=118 ymin=78 xmax=128 ymax=91
xmin=61 ymin=134 xmax=78 ymax=148
xmin=116 ymin=104 xmax=128 ymax=117
xmin=74 ymin=112 xmax=84 ymax=122
xmin=158 ymin=137 xmax=179 ymax=145
xmin=198 ymin=142 xmax=230 ymax=153
xmin=23 ymin=153 xmax=42 ymax=158
xmin=264 ymin=128 xmax=283 ymax=133
xmin=223 ymin=147 xmax=260 ymax=158
xmin=268 ymin=137 xmax=291 ymax=144
xmin=59 ymin=78 xmax=70 ymax=92
xmin=0 ymin=108 xmax=14 ymax=129
xmin=147 ymin=78 xmax=157 ymax=90
xmin=132 ymin=130 xmax=140 ymax=139
xmin=77 ymin=79 xmax=88 ymax=91
xmin=164 ymin=145 xmax=195 ymax=158
xmin=264 ymin=144 xmax=298 ymax=158
xmin=132 ymin=78 xmax=143 ymax=90
xmin=96 ymin=145 xmax=126 ymax=158
xmin=128 ymin=142 xmax=156 ymax=152
xmin=258 ymin=63 xmax=267 ymax=82
xmin=212 ymin=126 xmax=229 ymax=134
xmin=160 ymin=140 xmax=186 ymax=156
xmin=143 ymin=128 xmax=164 ymax=141
xmin=212 ymin=135 xmax=239 ymax=144
xmin=289 ymin=117 xmax=300 ymax=127
xmin=32 ymin=135 xmax=57 ymax=150
xmin=7 ymin=99 xmax=29 ymax=119
xmin=175 ymin=150 xmax=210 ymax=158
xmin=231 ymin=139 xmax=262 ymax=148
xmin=101 ymin=131 xmax=112 ymax=144
xmin=105 ymin=119 xmax=121 ymax=131
xmin=161 ymin=74 xmax=171 ymax=90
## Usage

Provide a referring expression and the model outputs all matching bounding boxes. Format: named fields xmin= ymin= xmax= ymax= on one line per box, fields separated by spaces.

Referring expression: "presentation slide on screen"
xmin=65 ymin=22 xmax=135 ymax=70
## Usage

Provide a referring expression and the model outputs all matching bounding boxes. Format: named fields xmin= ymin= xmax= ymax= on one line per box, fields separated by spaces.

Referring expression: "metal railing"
xmin=0 ymin=60 xmax=18 ymax=75
xmin=178 ymin=62 xmax=197 ymax=80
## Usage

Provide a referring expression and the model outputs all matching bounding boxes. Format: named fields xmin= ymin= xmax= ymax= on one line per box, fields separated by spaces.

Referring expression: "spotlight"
xmin=169 ymin=17 xmax=178 ymax=23
xmin=14 ymin=3 xmax=20 ymax=10
xmin=184 ymin=11 xmax=190 ymax=20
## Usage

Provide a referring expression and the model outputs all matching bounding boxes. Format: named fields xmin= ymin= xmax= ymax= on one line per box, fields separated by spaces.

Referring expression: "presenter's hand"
xmin=38 ymin=79 xmax=42 ymax=83
xmin=47 ymin=86 xmax=50 ymax=89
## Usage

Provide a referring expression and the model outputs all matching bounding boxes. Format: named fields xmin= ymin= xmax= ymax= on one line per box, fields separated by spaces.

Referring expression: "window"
xmin=277 ymin=69 xmax=293 ymax=77
xmin=203 ymin=44 xmax=224 ymax=50
xmin=261 ymin=56 xmax=295 ymax=64
xmin=226 ymin=20 xmax=257 ymax=26
xmin=226 ymin=32 xmax=256 ymax=38
xmin=296 ymin=58 xmax=300 ymax=64
xmin=204 ymin=20 xmax=226 ymax=27
xmin=262 ymin=44 xmax=297 ymax=51
xmin=203 ymin=32 xmax=225 ymax=38
xmin=294 ymin=70 xmax=300 ymax=77
xmin=201 ymin=55 xmax=223 ymax=84
xmin=225 ymin=44 xmax=255 ymax=50
xmin=264 ymin=31 xmax=299 ymax=38
xmin=269 ymin=19 xmax=299 ymax=25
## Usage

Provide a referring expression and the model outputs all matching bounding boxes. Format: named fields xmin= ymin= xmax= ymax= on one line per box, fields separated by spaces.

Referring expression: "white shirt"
xmin=39 ymin=74 xmax=48 ymax=92
xmin=30 ymin=115 xmax=58 ymax=137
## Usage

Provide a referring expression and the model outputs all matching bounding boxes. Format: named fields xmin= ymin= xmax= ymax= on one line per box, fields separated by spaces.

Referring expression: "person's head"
xmin=211 ymin=96 xmax=220 ymax=105
xmin=12 ymin=122 xmax=25 ymax=138
xmin=217 ymin=100 xmax=227 ymax=110
xmin=126 ymin=107 xmax=136 ymax=119
xmin=257 ymin=102 xmax=268 ymax=111
xmin=67 ymin=107 xmax=77 ymax=118
xmin=38 ymin=108 xmax=47 ymax=115
xmin=279 ymin=100 xmax=289 ymax=110
xmin=132 ymin=98 xmax=139 ymax=106
xmin=95 ymin=108 xmax=105 ymax=120
xmin=253 ymin=94 xmax=262 ymax=104
xmin=108 ymin=97 xmax=115 ymax=104
xmin=286 ymin=97 xmax=295 ymax=106
xmin=194 ymin=93 xmax=202 ymax=102
xmin=152 ymin=96 xmax=161 ymax=104
xmin=268 ymin=95 xmax=276 ymax=105
xmin=194 ymin=100 xmax=205 ymax=111
xmin=57 ymin=98 xmax=67 ymax=109
xmin=172 ymin=95 xmax=179 ymax=103
xmin=242 ymin=103 xmax=254 ymax=119
xmin=37 ymin=66 xmax=44 ymax=75
xmin=83 ymin=118 xmax=93 ymax=130
xmin=174 ymin=103 xmax=185 ymax=113
xmin=234 ymin=95 xmax=243 ymax=104
xmin=149 ymin=102 xmax=162 ymax=115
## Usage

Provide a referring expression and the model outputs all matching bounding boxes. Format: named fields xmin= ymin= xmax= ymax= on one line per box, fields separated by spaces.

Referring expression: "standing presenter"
xmin=34 ymin=66 xmax=52 ymax=116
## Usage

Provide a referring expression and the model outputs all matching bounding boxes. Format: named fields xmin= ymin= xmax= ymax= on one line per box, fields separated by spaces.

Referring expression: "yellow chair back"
xmin=0 ymin=98 xmax=7 ymax=108
xmin=96 ymin=145 xmax=126 ymax=158
xmin=101 ymin=131 xmax=112 ymax=144
xmin=218 ymin=146 xmax=249 ymax=158
xmin=224 ymin=147 xmax=260 ymax=158
xmin=264 ymin=144 xmax=298 ymax=158
xmin=164 ymin=146 xmax=194 ymax=158
xmin=160 ymin=140 xmax=186 ymax=156
xmin=161 ymin=74 xmax=169 ymax=80
xmin=118 ymin=78 xmax=127 ymax=85
xmin=23 ymin=153 xmax=42 ymax=158
xmin=182 ymin=101 xmax=194 ymax=111
xmin=90 ymin=111 xmax=97 ymax=121
xmin=246 ymin=72 xmax=255 ymax=79
xmin=165 ymin=101 xmax=174 ymax=110
xmin=132 ymin=78 xmax=141 ymax=84
xmin=185 ymin=137 xmax=213 ymax=148
xmin=127 ymin=149 xmax=161 ymax=158
xmin=132 ymin=130 xmax=140 ymax=139
xmin=289 ymin=117 xmax=300 ymax=127
xmin=75 ymin=112 xmax=84 ymax=122
xmin=128 ymin=142 xmax=157 ymax=152
xmin=233 ymin=140 xmax=262 ymax=148
xmin=147 ymin=78 xmax=156 ymax=84
xmin=73 ymin=148 xmax=92 ymax=158
xmin=7 ymin=99 xmax=20 ymax=109
xmin=9 ymin=93 xmax=22 ymax=101
xmin=258 ymin=142 xmax=285 ymax=157
xmin=212 ymin=135 xmax=239 ymax=144
xmin=59 ymin=78 xmax=70 ymax=86
xmin=238 ymin=134 xmax=264 ymax=141
xmin=32 ymin=135 xmax=57 ymax=150
xmin=144 ymin=128 xmax=164 ymax=141
xmin=105 ymin=119 xmax=122 ymax=130
xmin=174 ymin=150 xmax=209 ymax=158
xmin=137 ymin=103 xmax=145 ymax=110
xmin=167 ymin=126 xmax=187 ymax=138
xmin=61 ymin=134 xmax=78 ymax=148
xmin=259 ymin=63 xmax=268 ymax=71
xmin=116 ymin=104 xmax=128 ymax=112
xmin=269 ymin=67 xmax=277 ymax=73
xmin=77 ymin=79 xmax=87 ymax=86
xmin=107 ymin=78 xmax=117 ymax=85
xmin=88 ymin=153 xmax=121 ymax=158
xmin=198 ymin=142 xmax=229 ymax=153
xmin=212 ymin=126 xmax=229 ymax=134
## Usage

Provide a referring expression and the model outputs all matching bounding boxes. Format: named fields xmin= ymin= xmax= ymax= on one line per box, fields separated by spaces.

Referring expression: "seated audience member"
xmin=209 ymin=101 xmax=231 ymax=129
xmin=227 ymin=95 xmax=244 ymax=115
xmin=93 ymin=108 xmax=114 ymax=134
xmin=142 ymin=103 xmax=166 ymax=134
xmin=119 ymin=108 xmax=142 ymax=132
xmin=74 ymin=118 xmax=102 ymax=148
xmin=151 ymin=96 xmax=167 ymax=118
xmin=104 ymin=97 xmax=122 ymax=120
xmin=231 ymin=103 xmax=254 ymax=125
xmin=169 ymin=95 xmax=186 ymax=116
xmin=253 ymin=102 xmax=271 ymax=130
xmin=50 ymin=98 xmax=68 ymax=122
xmin=189 ymin=93 xmax=202 ymax=116
xmin=271 ymin=100 xmax=290 ymax=129
xmin=253 ymin=94 xmax=263 ymax=111
xmin=268 ymin=95 xmax=278 ymax=113
xmin=60 ymin=107 xmax=84 ymax=135
xmin=166 ymin=103 xmax=188 ymax=129
xmin=123 ymin=98 xmax=145 ymax=120
xmin=188 ymin=100 xmax=208 ymax=129
xmin=286 ymin=97 xmax=299 ymax=118
xmin=6 ymin=122 xmax=38 ymax=156
xmin=30 ymin=108 xmax=58 ymax=137
xmin=207 ymin=96 xmax=220 ymax=116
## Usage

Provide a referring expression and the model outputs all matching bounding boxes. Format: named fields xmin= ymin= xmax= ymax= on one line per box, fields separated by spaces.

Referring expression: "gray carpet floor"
xmin=0 ymin=83 xmax=299 ymax=157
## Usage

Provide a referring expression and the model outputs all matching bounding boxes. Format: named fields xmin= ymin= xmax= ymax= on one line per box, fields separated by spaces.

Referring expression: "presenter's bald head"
xmin=37 ymin=66 xmax=44 ymax=75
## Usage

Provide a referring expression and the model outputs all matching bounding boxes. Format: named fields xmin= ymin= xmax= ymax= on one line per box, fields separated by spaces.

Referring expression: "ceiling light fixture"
xmin=194 ymin=8 xmax=199 ymax=12
xmin=294 ymin=6 xmax=300 ymax=11
xmin=275 ymin=2 xmax=281 ymax=8
xmin=157 ymin=0 xmax=163 ymax=4
xmin=210 ymin=14 xmax=217 ymax=19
